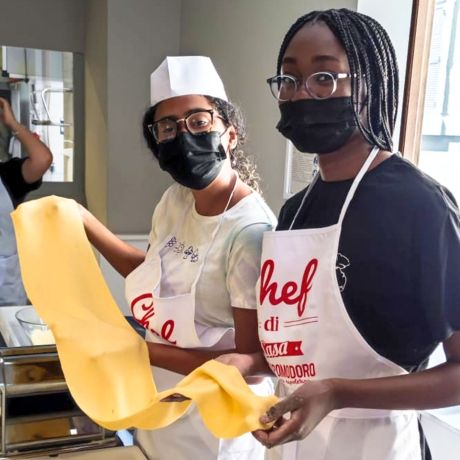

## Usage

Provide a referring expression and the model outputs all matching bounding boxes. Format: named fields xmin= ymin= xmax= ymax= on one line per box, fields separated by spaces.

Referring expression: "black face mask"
xmin=276 ymin=97 xmax=358 ymax=154
xmin=157 ymin=131 xmax=227 ymax=190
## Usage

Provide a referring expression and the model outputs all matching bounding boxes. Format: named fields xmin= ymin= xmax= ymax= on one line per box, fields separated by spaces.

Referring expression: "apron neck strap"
xmin=289 ymin=172 xmax=319 ymax=231
xmin=191 ymin=171 xmax=238 ymax=287
xmin=337 ymin=145 xmax=379 ymax=225
xmin=289 ymin=145 xmax=380 ymax=230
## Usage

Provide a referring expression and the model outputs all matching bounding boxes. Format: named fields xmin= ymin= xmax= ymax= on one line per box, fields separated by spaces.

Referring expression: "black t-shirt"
xmin=277 ymin=154 xmax=460 ymax=372
xmin=0 ymin=158 xmax=41 ymax=208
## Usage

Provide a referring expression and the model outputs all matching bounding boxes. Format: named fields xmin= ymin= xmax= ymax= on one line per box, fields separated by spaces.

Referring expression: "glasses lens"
xmin=269 ymin=76 xmax=297 ymax=101
xmin=186 ymin=111 xmax=213 ymax=135
xmin=153 ymin=110 xmax=214 ymax=142
xmin=306 ymin=72 xmax=336 ymax=99
xmin=153 ymin=119 xmax=177 ymax=143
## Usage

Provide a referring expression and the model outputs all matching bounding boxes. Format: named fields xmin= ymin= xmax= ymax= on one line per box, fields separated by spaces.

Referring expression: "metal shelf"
xmin=4 ymin=409 xmax=84 ymax=425
xmin=1 ymin=381 xmax=68 ymax=397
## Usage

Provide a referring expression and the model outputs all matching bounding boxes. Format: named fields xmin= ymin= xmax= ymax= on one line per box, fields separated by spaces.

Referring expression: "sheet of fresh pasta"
xmin=11 ymin=196 xmax=277 ymax=437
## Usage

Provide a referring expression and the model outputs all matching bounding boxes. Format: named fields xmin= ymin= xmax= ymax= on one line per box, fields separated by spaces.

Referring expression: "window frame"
xmin=399 ymin=0 xmax=436 ymax=164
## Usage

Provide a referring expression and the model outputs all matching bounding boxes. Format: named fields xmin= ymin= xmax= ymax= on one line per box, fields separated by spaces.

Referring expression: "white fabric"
xmin=0 ymin=177 xmax=27 ymax=306
xmin=258 ymin=147 xmax=421 ymax=460
xmin=126 ymin=178 xmax=238 ymax=349
xmin=150 ymin=56 xmax=228 ymax=106
xmin=126 ymin=182 xmax=276 ymax=460
xmin=149 ymin=183 xmax=276 ymax=326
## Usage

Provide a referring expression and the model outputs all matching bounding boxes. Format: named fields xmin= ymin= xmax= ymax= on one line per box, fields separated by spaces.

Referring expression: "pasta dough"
xmin=11 ymin=196 xmax=277 ymax=437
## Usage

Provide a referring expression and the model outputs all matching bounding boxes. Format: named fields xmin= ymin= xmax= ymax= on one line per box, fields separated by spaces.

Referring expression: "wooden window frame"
xmin=399 ymin=0 xmax=436 ymax=164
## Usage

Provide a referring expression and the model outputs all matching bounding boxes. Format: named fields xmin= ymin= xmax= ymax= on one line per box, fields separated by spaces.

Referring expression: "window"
xmin=418 ymin=0 xmax=460 ymax=200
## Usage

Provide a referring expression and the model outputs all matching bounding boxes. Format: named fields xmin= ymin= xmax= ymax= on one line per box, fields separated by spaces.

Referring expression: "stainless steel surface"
xmin=0 ymin=312 xmax=117 ymax=457
xmin=8 ymin=445 xmax=147 ymax=459
xmin=4 ymin=381 xmax=68 ymax=396
xmin=8 ymin=433 xmax=109 ymax=451
xmin=1 ymin=348 xmax=66 ymax=396
xmin=0 ymin=346 xmax=56 ymax=357
xmin=0 ymin=438 xmax=121 ymax=458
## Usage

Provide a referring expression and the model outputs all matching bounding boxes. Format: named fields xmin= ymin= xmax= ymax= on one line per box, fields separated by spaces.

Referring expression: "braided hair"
xmin=142 ymin=97 xmax=261 ymax=193
xmin=277 ymin=8 xmax=398 ymax=151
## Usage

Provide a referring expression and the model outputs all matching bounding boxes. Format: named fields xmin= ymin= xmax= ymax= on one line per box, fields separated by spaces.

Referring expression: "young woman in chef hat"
xmin=81 ymin=55 xmax=276 ymax=460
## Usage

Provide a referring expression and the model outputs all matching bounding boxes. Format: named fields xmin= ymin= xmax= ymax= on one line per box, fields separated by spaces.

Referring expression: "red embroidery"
xmin=259 ymin=258 xmax=318 ymax=317
xmin=130 ymin=293 xmax=177 ymax=345
xmin=263 ymin=316 xmax=279 ymax=331
xmin=269 ymin=362 xmax=316 ymax=380
xmin=160 ymin=320 xmax=176 ymax=344
xmin=131 ymin=293 xmax=155 ymax=328
xmin=261 ymin=340 xmax=304 ymax=358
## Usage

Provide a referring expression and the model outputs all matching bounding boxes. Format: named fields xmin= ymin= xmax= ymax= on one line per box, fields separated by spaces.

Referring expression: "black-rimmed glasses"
xmin=148 ymin=109 xmax=223 ymax=143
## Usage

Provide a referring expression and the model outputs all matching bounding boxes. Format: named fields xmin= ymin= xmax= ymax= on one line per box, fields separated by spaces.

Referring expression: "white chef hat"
xmin=150 ymin=56 xmax=228 ymax=106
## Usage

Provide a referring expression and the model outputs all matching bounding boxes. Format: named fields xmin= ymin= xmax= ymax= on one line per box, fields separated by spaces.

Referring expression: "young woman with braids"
xmin=217 ymin=8 xmax=460 ymax=459
xmin=80 ymin=56 xmax=276 ymax=459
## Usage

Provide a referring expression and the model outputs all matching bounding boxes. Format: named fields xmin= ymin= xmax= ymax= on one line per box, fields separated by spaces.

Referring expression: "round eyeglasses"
xmin=148 ymin=109 xmax=223 ymax=143
xmin=266 ymin=71 xmax=353 ymax=101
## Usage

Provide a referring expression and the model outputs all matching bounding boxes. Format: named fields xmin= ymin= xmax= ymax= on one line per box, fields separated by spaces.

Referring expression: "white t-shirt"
xmin=148 ymin=183 xmax=277 ymax=328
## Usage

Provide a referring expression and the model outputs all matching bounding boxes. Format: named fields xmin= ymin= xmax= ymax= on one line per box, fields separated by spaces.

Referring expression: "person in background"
xmin=80 ymin=56 xmax=277 ymax=460
xmin=0 ymin=97 xmax=53 ymax=306
xmin=217 ymin=8 xmax=460 ymax=460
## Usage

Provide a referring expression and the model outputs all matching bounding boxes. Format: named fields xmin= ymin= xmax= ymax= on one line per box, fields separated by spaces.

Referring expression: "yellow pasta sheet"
xmin=11 ymin=196 xmax=277 ymax=437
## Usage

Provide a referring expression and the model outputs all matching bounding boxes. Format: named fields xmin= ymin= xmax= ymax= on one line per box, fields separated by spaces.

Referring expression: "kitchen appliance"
xmin=0 ymin=306 xmax=142 ymax=458
xmin=0 ymin=344 xmax=119 ymax=457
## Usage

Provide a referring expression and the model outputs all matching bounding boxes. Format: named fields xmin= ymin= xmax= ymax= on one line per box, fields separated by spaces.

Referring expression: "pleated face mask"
xmin=276 ymin=97 xmax=357 ymax=154
xmin=157 ymin=131 xmax=227 ymax=190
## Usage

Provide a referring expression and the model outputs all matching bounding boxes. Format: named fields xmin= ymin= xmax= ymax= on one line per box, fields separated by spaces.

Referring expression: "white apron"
xmin=0 ymin=176 xmax=27 ymax=306
xmin=125 ymin=181 xmax=271 ymax=460
xmin=258 ymin=146 xmax=422 ymax=460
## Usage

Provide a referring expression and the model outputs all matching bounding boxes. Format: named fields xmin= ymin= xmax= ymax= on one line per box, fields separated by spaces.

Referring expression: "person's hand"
xmin=215 ymin=353 xmax=264 ymax=384
xmin=252 ymin=379 xmax=337 ymax=448
xmin=0 ymin=97 xmax=20 ymax=130
xmin=160 ymin=353 xmax=262 ymax=402
xmin=215 ymin=353 xmax=252 ymax=374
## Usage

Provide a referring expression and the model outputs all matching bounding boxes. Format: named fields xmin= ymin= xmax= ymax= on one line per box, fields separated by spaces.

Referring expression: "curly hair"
xmin=142 ymin=97 xmax=261 ymax=193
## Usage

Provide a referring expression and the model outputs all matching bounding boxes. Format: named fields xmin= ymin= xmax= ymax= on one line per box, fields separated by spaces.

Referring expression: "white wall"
xmin=106 ymin=0 xmax=181 ymax=233
xmin=85 ymin=0 xmax=182 ymax=230
xmin=85 ymin=0 xmax=108 ymax=224
xmin=0 ymin=0 xmax=86 ymax=53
